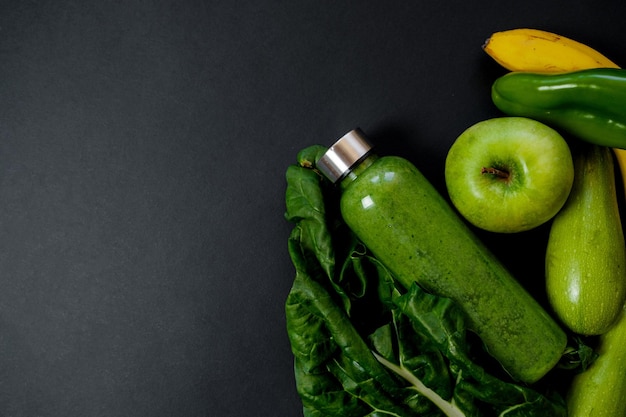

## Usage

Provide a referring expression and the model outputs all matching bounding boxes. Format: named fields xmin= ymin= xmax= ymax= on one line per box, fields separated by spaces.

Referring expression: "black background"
xmin=1 ymin=1 xmax=625 ymax=416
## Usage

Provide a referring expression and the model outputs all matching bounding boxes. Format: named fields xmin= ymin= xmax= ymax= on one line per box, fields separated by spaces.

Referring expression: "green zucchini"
xmin=566 ymin=308 xmax=626 ymax=416
xmin=545 ymin=144 xmax=626 ymax=335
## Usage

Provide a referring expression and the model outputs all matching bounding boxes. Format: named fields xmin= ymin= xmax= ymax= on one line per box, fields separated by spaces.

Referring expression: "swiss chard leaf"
xmin=285 ymin=164 xmax=334 ymax=280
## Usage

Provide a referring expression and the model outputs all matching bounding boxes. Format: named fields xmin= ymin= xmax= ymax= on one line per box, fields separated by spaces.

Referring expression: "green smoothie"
xmin=317 ymin=130 xmax=566 ymax=384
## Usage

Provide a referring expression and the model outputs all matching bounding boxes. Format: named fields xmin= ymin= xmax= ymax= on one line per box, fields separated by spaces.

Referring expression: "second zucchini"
xmin=545 ymin=144 xmax=626 ymax=335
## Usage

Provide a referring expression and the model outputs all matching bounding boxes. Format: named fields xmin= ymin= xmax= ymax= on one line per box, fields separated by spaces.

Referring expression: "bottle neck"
xmin=339 ymin=154 xmax=379 ymax=190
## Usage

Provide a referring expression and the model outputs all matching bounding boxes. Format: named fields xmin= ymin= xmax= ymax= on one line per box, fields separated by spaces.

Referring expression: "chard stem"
xmin=373 ymin=352 xmax=467 ymax=417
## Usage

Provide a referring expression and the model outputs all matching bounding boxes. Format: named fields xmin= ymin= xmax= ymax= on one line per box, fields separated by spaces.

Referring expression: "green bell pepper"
xmin=491 ymin=68 xmax=626 ymax=149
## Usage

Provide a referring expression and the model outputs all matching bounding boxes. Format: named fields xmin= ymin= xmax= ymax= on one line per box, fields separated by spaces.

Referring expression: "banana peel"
xmin=483 ymin=27 xmax=626 ymax=198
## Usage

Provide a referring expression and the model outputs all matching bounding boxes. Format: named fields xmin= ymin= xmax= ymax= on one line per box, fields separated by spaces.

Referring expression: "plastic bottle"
xmin=316 ymin=128 xmax=566 ymax=384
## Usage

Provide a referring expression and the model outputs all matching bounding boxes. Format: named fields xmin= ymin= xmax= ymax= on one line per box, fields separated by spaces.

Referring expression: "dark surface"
xmin=0 ymin=1 xmax=625 ymax=416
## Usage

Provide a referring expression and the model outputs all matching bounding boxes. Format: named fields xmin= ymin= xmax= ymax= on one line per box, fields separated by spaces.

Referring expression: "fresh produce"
xmin=283 ymin=28 xmax=624 ymax=416
xmin=545 ymin=144 xmax=626 ymax=335
xmin=482 ymin=28 xmax=619 ymax=73
xmin=482 ymin=27 xmax=626 ymax=416
xmin=566 ymin=308 xmax=626 ymax=417
xmin=284 ymin=146 xmax=568 ymax=416
xmin=485 ymin=28 xmax=626 ymax=334
xmin=491 ymin=68 xmax=626 ymax=149
xmin=483 ymin=27 xmax=626 ymax=199
xmin=444 ymin=117 xmax=574 ymax=233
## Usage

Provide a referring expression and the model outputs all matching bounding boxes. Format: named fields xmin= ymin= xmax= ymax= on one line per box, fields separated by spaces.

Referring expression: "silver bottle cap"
xmin=317 ymin=128 xmax=373 ymax=183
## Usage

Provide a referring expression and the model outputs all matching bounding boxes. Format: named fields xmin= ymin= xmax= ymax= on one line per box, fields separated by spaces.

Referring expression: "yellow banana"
xmin=483 ymin=27 xmax=626 ymax=197
xmin=483 ymin=28 xmax=619 ymax=73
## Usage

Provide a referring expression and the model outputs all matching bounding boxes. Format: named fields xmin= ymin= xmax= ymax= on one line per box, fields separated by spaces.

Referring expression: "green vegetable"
xmin=545 ymin=144 xmax=626 ymax=335
xmin=566 ymin=308 xmax=626 ymax=416
xmin=491 ymin=68 xmax=626 ymax=149
xmin=283 ymin=146 xmax=568 ymax=416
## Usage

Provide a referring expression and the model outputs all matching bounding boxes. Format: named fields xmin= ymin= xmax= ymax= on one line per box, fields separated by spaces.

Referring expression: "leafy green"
xmin=284 ymin=147 xmax=568 ymax=416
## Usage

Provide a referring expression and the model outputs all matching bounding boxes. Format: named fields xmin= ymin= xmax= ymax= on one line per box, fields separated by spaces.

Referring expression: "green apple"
xmin=445 ymin=117 xmax=574 ymax=233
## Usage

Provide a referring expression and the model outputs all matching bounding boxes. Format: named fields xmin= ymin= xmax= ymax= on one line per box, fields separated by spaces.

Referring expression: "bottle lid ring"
xmin=317 ymin=128 xmax=373 ymax=183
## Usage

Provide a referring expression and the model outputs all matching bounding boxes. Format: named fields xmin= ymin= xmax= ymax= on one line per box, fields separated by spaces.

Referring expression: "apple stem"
xmin=481 ymin=167 xmax=510 ymax=180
